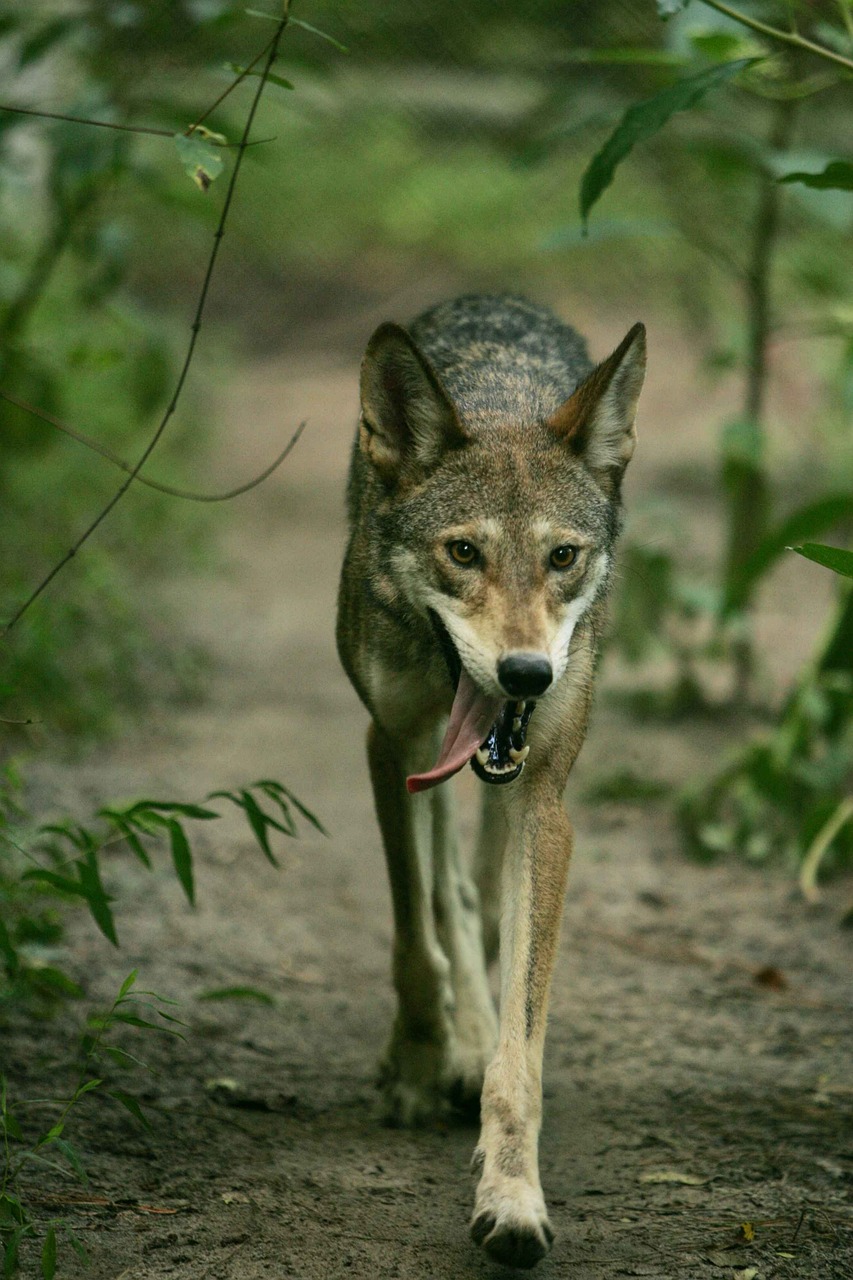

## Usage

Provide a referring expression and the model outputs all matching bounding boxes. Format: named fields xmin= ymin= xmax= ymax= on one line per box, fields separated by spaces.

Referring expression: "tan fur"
xmin=337 ymin=295 xmax=645 ymax=1268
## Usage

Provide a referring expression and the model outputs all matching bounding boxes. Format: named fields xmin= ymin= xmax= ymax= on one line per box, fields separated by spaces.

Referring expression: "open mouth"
xmin=405 ymin=613 xmax=537 ymax=794
xmin=471 ymin=698 xmax=534 ymax=785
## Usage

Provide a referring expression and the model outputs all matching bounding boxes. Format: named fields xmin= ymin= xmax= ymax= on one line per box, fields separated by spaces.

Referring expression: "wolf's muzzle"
xmin=497 ymin=653 xmax=553 ymax=699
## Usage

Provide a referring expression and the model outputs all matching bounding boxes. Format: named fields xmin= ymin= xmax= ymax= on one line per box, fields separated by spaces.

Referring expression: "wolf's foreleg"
xmin=473 ymin=787 xmax=507 ymax=967
xmin=470 ymin=786 xmax=572 ymax=1268
xmin=431 ymin=782 xmax=498 ymax=1113
xmin=367 ymin=722 xmax=460 ymax=1125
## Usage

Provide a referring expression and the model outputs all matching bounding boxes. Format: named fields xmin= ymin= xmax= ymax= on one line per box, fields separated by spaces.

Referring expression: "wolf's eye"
xmin=447 ymin=540 xmax=479 ymax=567
xmin=550 ymin=545 xmax=578 ymax=570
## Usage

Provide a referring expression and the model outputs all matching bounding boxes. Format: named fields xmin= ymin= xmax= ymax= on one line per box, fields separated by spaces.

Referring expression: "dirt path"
xmin=10 ymin=336 xmax=852 ymax=1279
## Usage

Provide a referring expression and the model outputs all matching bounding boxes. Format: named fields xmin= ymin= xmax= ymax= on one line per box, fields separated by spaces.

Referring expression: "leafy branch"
xmin=698 ymin=1 xmax=853 ymax=74
xmin=1 ymin=971 xmax=183 ymax=1277
xmin=1 ymin=5 xmax=293 ymax=635
xmin=659 ymin=0 xmax=853 ymax=71
xmin=4 ymin=778 xmax=326 ymax=953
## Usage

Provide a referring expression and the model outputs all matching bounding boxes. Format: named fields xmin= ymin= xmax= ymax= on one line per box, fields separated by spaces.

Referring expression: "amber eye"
xmin=447 ymin=540 xmax=479 ymax=567
xmin=550 ymin=545 xmax=578 ymax=570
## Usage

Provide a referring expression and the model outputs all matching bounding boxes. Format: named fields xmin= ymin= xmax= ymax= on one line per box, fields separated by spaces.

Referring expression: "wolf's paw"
xmin=470 ymin=1174 xmax=553 ymax=1270
xmin=379 ymin=1028 xmax=489 ymax=1125
xmin=378 ymin=1036 xmax=456 ymax=1126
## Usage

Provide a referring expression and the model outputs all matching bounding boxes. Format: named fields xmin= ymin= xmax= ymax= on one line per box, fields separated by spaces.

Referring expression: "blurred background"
xmin=1 ymin=0 xmax=851 ymax=871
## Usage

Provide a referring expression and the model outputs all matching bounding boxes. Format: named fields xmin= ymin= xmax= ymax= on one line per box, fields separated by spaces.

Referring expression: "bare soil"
xmin=7 ymin=325 xmax=852 ymax=1279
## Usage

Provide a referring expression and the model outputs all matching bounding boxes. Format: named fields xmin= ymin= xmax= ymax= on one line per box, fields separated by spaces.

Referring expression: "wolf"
xmin=336 ymin=294 xmax=646 ymax=1269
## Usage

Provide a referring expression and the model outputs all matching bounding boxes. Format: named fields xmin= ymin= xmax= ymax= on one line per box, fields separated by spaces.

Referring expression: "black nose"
xmin=497 ymin=653 xmax=553 ymax=699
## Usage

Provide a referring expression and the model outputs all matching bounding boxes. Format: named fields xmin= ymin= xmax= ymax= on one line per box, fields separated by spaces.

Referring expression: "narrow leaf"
xmin=225 ymin=62 xmax=294 ymax=90
xmin=779 ymin=161 xmax=853 ymax=191
xmin=41 ymin=1226 xmax=56 ymax=1280
xmin=118 ymin=970 xmax=138 ymax=1000
xmin=100 ymin=812 xmax=152 ymax=867
xmin=66 ymin=1229 xmax=89 ymax=1265
xmin=289 ymin=17 xmax=349 ymax=52
xmin=127 ymin=800 xmax=219 ymax=821
xmin=108 ymin=1090 xmax=151 ymax=1130
xmin=255 ymin=779 xmax=328 ymax=835
xmin=53 ymin=1137 xmax=89 ymax=1185
xmin=790 ymin=542 xmax=853 ymax=578
xmin=580 ymin=59 xmax=756 ymax=228
xmin=197 ymin=985 xmax=276 ymax=1005
xmin=167 ymin=818 xmax=195 ymax=905
xmin=75 ymin=855 xmax=118 ymax=946
xmin=73 ymin=1078 xmax=103 ymax=1100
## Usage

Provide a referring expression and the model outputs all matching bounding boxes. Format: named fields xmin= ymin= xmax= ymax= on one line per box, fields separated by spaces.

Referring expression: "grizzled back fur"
xmin=408 ymin=295 xmax=594 ymax=427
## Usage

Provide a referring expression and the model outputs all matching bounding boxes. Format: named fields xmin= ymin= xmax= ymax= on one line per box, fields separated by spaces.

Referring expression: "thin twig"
xmin=0 ymin=390 xmax=305 ymax=503
xmin=0 ymin=28 xmax=280 ymax=145
xmin=0 ymin=103 xmax=172 ymax=138
xmin=700 ymin=0 xmax=853 ymax=72
xmin=187 ymin=30 xmax=280 ymax=135
xmin=2 ymin=9 xmax=292 ymax=636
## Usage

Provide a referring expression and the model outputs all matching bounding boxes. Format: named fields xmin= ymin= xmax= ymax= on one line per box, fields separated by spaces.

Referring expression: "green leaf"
xmin=167 ymin=818 xmax=195 ymax=905
xmin=53 ymin=1137 xmax=89 ymax=1185
xmin=100 ymin=812 xmax=152 ymax=867
xmin=197 ymin=985 xmax=276 ymax=1005
xmin=4 ymin=1227 xmax=27 ymax=1279
xmin=790 ymin=542 xmax=853 ymax=579
xmin=779 ymin=161 xmax=853 ymax=191
xmin=288 ymin=17 xmax=349 ymax=52
xmin=225 ymin=62 xmax=294 ymax=91
xmin=73 ymin=1078 xmax=103 ymax=1100
xmin=41 ymin=1226 xmax=56 ymax=1280
xmin=118 ymin=970 xmax=138 ymax=1000
xmin=173 ymin=132 xmax=224 ymax=193
xmin=75 ymin=854 xmax=118 ymax=946
xmin=580 ymin=59 xmax=756 ymax=229
xmin=126 ymin=800 xmax=219 ymax=821
xmin=34 ymin=1120 xmax=64 ymax=1149
xmin=0 ymin=918 xmax=19 ymax=976
xmin=103 ymin=1046 xmax=150 ymax=1071
xmin=110 ymin=1012 xmax=184 ymax=1037
xmin=255 ymin=779 xmax=328 ymax=836
xmin=723 ymin=495 xmax=853 ymax=613
xmin=108 ymin=1090 xmax=151 ymax=1130
xmin=1 ymin=1110 xmax=23 ymax=1142
xmin=66 ymin=1229 xmax=89 ymax=1265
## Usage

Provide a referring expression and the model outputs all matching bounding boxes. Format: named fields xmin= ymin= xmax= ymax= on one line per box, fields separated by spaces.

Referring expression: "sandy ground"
xmin=7 ymin=325 xmax=852 ymax=1279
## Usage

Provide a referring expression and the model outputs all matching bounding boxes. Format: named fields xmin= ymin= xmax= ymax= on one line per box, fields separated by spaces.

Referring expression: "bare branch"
xmin=2 ymin=8 xmax=293 ymax=636
xmin=0 ymin=390 xmax=305 ymax=502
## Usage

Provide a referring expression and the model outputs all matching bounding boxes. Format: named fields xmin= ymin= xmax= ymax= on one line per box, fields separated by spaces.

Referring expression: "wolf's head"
xmin=358 ymin=313 xmax=646 ymax=790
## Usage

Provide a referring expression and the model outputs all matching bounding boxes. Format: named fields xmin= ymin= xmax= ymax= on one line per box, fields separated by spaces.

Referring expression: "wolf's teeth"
xmin=512 ymin=717 xmax=522 ymax=732
xmin=515 ymin=701 xmax=525 ymax=715
xmin=476 ymin=747 xmax=490 ymax=766
xmin=509 ymin=745 xmax=530 ymax=764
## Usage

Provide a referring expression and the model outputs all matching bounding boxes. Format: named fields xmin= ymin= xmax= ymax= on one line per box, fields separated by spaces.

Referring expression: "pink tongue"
xmin=406 ymin=669 xmax=503 ymax=794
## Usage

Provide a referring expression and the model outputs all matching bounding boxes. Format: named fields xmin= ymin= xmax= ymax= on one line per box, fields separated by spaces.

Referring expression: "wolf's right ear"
xmin=359 ymin=322 xmax=468 ymax=480
xmin=546 ymin=323 xmax=646 ymax=491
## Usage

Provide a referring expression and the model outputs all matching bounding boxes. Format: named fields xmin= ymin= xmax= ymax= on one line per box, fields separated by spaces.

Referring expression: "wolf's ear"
xmin=546 ymin=323 xmax=646 ymax=489
xmin=359 ymin=322 xmax=468 ymax=479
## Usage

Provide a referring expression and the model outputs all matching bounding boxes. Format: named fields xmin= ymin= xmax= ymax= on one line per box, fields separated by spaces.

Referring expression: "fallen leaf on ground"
xmin=639 ymin=1169 xmax=708 ymax=1185
xmin=733 ymin=1268 xmax=759 ymax=1279
xmin=753 ymin=965 xmax=787 ymax=990
xmin=740 ymin=1221 xmax=755 ymax=1241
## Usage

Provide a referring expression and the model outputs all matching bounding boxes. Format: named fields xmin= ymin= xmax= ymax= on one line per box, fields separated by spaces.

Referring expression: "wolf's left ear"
xmin=359 ymin=322 xmax=468 ymax=480
xmin=546 ymin=323 xmax=646 ymax=488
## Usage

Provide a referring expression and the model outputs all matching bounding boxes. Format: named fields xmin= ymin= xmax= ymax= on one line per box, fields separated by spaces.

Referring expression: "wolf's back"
xmin=409 ymin=295 xmax=594 ymax=426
